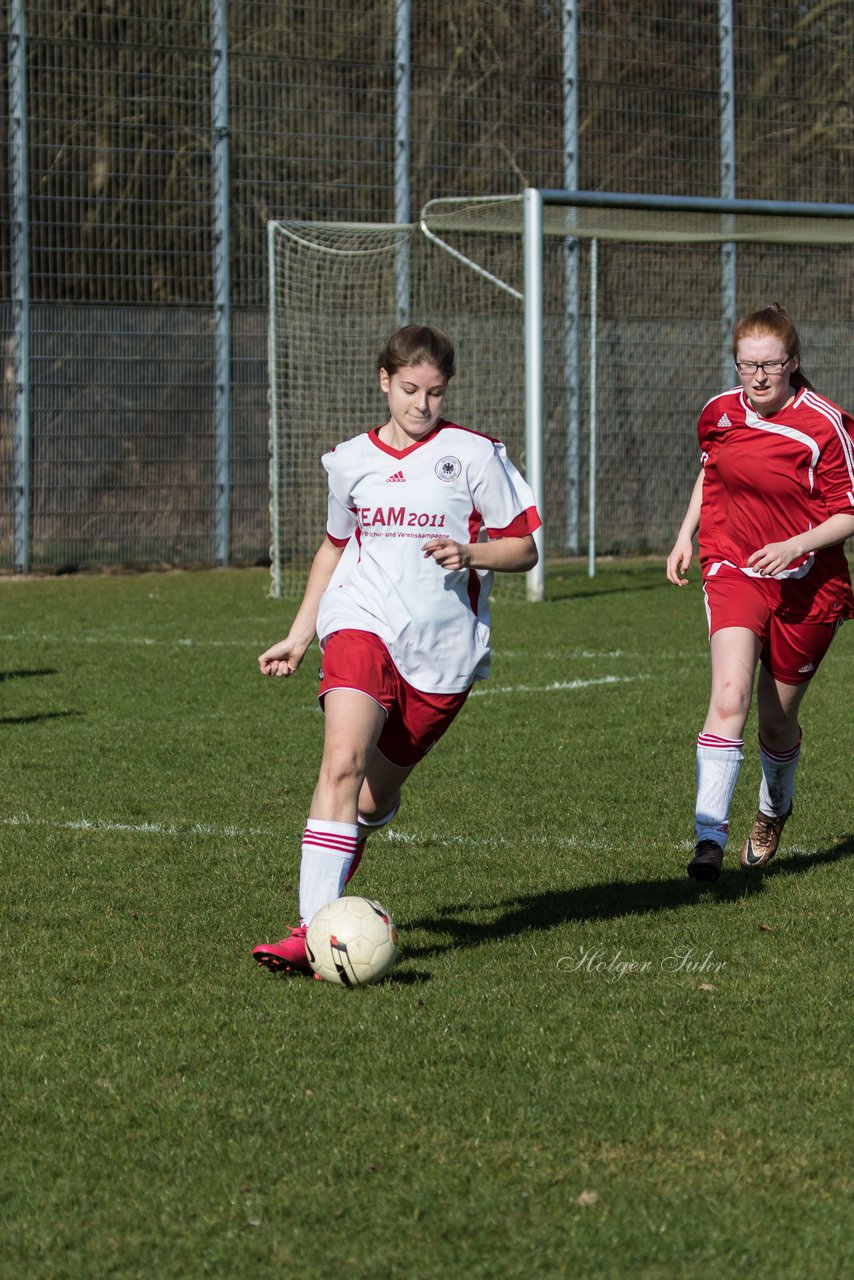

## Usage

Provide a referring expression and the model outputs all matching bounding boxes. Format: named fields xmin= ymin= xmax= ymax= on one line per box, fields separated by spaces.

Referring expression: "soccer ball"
xmin=306 ymin=896 xmax=399 ymax=987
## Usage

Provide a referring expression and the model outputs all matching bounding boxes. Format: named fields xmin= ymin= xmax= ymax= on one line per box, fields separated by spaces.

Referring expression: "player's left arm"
xmin=748 ymin=420 xmax=854 ymax=575
xmin=747 ymin=512 xmax=854 ymax=576
xmin=423 ymin=442 xmax=541 ymax=574
xmin=422 ymin=533 xmax=538 ymax=573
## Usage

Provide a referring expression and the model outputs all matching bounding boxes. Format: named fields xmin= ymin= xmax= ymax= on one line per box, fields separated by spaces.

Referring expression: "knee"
xmin=318 ymin=744 xmax=367 ymax=793
xmin=758 ymin=706 xmax=801 ymax=747
xmin=709 ymin=681 xmax=751 ymax=725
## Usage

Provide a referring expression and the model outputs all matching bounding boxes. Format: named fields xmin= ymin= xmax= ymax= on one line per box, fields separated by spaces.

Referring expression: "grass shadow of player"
xmin=384 ymin=968 xmax=432 ymax=987
xmin=0 ymin=668 xmax=72 ymax=726
xmin=404 ymin=834 xmax=854 ymax=959
xmin=0 ymin=668 xmax=59 ymax=682
xmin=545 ymin=580 xmax=666 ymax=605
xmin=0 ymin=710 xmax=82 ymax=726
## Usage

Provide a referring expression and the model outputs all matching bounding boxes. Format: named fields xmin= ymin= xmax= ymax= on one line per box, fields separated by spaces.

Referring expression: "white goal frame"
xmin=268 ymin=190 xmax=854 ymax=600
xmin=432 ymin=189 xmax=854 ymax=598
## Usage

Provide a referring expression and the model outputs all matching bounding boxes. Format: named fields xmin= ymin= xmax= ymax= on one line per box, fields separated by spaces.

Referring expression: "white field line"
xmin=500 ymin=648 xmax=638 ymax=659
xmin=0 ymin=812 xmax=612 ymax=850
xmin=0 ymin=813 xmax=823 ymax=858
xmin=471 ymin=674 xmax=649 ymax=696
xmin=0 ymin=633 xmax=698 ymax=664
xmin=0 ymin=632 xmax=265 ymax=648
xmin=0 ymin=813 xmax=280 ymax=839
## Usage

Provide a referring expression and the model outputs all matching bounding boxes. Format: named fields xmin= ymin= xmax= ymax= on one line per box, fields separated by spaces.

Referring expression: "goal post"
xmin=268 ymin=192 xmax=854 ymax=600
xmin=266 ymin=207 xmax=527 ymax=599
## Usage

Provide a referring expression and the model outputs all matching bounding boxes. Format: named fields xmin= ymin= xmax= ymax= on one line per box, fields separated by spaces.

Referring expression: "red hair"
xmin=732 ymin=303 xmax=813 ymax=390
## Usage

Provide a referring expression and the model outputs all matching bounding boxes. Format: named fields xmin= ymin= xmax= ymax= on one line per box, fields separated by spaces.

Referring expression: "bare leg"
xmin=703 ymin=627 xmax=761 ymax=738
xmin=253 ymin=692 xmax=392 ymax=969
xmin=358 ymin=750 xmax=418 ymax=825
xmin=689 ymin=627 xmax=760 ymax=881
xmin=309 ymin=688 xmax=388 ymax=822
xmin=755 ymin=665 xmax=809 ymax=752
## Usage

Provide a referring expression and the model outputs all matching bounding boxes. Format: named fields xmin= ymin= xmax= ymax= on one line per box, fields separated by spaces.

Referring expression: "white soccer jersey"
xmin=315 ymin=420 xmax=542 ymax=693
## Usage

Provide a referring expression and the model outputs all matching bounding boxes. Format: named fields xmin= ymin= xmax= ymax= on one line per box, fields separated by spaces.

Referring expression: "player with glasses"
xmin=666 ymin=303 xmax=854 ymax=882
xmin=734 ymin=357 xmax=791 ymax=375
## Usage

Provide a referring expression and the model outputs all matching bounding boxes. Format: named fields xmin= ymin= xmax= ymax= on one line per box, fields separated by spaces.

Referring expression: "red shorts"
xmin=318 ymin=629 xmax=470 ymax=768
xmin=703 ymin=567 xmax=841 ymax=685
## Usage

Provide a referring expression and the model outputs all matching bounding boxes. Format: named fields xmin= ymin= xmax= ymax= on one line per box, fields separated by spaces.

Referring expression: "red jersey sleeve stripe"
xmin=326 ymin=532 xmax=351 ymax=548
xmin=485 ymin=506 xmax=543 ymax=539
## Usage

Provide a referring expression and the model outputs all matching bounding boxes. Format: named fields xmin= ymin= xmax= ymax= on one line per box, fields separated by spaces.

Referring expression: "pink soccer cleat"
xmin=252 ymin=924 xmax=311 ymax=974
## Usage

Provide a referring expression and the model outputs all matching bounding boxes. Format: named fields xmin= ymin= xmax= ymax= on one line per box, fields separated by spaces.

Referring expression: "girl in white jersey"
xmin=253 ymin=325 xmax=541 ymax=974
xmin=667 ymin=304 xmax=854 ymax=883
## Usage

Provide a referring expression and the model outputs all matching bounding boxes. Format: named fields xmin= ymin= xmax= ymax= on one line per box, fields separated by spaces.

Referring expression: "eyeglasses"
xmin=734 ymin=358 xmax=791 ymax=376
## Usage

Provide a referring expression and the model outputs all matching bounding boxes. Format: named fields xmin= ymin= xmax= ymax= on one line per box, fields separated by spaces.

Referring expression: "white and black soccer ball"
xmin=306 ymin=896 xmax=399 ymax=987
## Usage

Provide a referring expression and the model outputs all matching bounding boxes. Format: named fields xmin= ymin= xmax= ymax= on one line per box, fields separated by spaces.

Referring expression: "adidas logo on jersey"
xmin=717 ymin=412 xmax=732 ymax=430
xmin=386 ymin=470 xmax=406 ymax=483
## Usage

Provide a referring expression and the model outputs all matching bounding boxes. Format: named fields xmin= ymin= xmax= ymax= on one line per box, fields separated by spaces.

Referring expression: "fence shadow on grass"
xmin=404 ymin=834 xmax=854 ymax=958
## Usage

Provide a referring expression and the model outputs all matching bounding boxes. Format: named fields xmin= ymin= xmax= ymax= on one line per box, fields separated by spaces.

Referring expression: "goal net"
xmin=268 ymin=196 xmax=854 ymax=598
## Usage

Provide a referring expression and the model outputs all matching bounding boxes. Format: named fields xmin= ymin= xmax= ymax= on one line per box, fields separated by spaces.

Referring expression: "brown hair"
xmin=731 ymin=303 xmax=813 ymax=391
xmin=377 ymin=324 xmax=456 ymax=381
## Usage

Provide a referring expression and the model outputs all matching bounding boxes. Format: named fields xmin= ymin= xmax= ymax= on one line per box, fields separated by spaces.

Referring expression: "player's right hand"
xmin=665 ymin=536 xmax=693 ymax=586
xmin=258 ymin=637 xmax=303 ymax=676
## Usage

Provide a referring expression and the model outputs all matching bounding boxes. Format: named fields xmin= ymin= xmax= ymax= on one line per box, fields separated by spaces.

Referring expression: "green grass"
xmin=0 ymin=563 xmax=851 ymax=1280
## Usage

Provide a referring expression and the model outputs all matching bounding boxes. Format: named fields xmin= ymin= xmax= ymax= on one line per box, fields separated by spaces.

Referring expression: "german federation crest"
xmin=435 ymin=456 xmax=462 ymax=482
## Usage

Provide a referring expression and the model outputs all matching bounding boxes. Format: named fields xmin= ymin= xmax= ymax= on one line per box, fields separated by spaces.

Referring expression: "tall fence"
xmin=2 ymin=1 xmax=853 ymax=573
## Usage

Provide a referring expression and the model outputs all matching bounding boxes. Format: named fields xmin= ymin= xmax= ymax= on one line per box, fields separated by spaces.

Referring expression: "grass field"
xmin=1 ymin=562 xmax=851 ymax=1280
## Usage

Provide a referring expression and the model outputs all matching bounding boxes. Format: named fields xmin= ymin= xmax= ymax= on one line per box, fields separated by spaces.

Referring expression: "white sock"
xmin=299 ymin=819 xmax=359 ymax=924
xmin=695 ymin=732 xmax=744 ymax=848
xmin=758 ymin=735 xmax=800 ymax=818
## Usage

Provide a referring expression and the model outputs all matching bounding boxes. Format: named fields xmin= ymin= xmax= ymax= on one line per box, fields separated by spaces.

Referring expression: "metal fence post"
xmin=10 ymin=0 xmax=31 ymax=575
xmin=394 ymin=0 xmax=411 ymax=325
xmin=719 ymin=0 xmax=737 ymax=386
xmin=212 ymin=0 xmax=231 ymax=565
xmin=524 ymin=187 xmax=545 ymax=601
xmin=587 ymin=237 xmax=598 ymax=579
xmin=562 ymin=0 xmax=580 ymax=556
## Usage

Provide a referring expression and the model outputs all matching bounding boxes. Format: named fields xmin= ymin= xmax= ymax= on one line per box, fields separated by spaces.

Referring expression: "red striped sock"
xmin=299 ymin=819 xmax=360 ymax=923
xmin=758 ymin=734 xmax=801 ymax=817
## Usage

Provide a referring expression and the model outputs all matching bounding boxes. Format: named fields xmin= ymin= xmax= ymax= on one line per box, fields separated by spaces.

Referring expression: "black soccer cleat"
xmin=687 ymin=839 xmax=725 ymax=883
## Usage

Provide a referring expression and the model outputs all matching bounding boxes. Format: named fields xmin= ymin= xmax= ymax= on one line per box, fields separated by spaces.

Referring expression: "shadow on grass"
xmin=0 ymin=668 xmax=75 ymax=726
xmin=545 ymin=579 xmax=667 ymax=605
xmin=0 ymin=668 xmax=59 ymax=682
xmin=404 ymin=834 xmax=854 ymax=958
xmin=0 ymin=710 xmax=82 ymax=726
xmin=385 ymin=969 xmax=432 ymax=986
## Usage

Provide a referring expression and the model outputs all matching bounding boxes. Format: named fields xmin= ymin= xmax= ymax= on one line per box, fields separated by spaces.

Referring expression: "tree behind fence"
xmin=1 ymin=0 xmax=853 ymax=571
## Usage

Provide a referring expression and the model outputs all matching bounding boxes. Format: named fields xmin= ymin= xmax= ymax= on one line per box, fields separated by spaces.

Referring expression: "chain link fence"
xmin=2 ymin=0 xmax=853 ymax=573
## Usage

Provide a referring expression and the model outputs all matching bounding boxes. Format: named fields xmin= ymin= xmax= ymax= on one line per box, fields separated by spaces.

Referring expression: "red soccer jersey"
xmin=698 ymin=385 xmax=854 ymax=622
